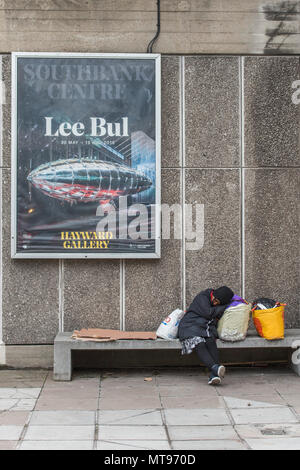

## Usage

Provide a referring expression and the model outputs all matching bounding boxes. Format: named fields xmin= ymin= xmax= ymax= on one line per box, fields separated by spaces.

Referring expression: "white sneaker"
xmin=218 ymin=365 xmax=226 ymax=379
xmin=211 ymin=364 xmax=226 ymax=379
xmin=208 ymin=376 xmax=221 ymax=386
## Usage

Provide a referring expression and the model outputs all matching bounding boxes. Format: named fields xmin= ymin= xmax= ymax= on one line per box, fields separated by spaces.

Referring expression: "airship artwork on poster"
xmin=11 ymin=53 xmax=161 ymax=259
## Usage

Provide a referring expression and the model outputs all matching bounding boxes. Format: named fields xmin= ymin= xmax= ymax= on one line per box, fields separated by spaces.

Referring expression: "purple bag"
xmin=228 ymin=295 xmax=247 ymax=308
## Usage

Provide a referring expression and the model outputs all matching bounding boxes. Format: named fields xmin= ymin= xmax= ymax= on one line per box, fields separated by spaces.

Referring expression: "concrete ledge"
xmin=54 ymin=330 xmax=300 ymax=380
xmin=55 ymin=330 xmax=300 ymax=349
xmin=5 ymin=345 xmax=53 ymax=369
xmin=3 ymin=330 xmax=299 ymax=373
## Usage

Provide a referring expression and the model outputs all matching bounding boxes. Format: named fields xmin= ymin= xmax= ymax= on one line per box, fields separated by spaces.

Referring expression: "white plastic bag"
xmin=156 ymin=309 xmax=185 ymax=340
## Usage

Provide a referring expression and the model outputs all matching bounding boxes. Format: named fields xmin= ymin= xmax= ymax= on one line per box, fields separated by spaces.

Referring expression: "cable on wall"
xmin=147 ymin=0 xmax=161 ymax=53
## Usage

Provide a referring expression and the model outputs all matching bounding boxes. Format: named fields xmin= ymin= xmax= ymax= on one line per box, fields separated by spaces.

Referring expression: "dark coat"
xmin=178 ymin=289 xmax=228 ymax=340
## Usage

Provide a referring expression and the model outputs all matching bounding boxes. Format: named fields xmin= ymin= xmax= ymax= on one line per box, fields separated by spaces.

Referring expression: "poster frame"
xmin=11 ymin=52 xmax=161 ymax=259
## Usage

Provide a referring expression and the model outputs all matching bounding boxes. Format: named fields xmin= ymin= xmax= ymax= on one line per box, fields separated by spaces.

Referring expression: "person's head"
xmin=212 ymin=286 xmax=234 ymax=306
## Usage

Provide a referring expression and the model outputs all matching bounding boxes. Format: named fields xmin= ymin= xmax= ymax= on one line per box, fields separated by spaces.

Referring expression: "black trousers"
xmin=194 ymin=337 xmax=219 ymax=370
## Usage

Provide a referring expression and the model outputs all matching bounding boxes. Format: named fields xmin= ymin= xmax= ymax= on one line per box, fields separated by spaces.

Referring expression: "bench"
xmin=53 ymin=329 xmax=300 ymax=381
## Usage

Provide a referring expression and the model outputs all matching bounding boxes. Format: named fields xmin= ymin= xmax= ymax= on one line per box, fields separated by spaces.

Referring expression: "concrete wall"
xmin=0 ymin=0 xmax=298 ymax=54
xmin=1 ymin=53 xmax=299 ymax=350
xmin=0 ymin=1 xmax=299 ymax=360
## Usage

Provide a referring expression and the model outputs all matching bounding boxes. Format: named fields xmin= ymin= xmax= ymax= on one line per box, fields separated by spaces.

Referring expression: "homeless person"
xmin=178 ymin=286 xmax=234 ymax=385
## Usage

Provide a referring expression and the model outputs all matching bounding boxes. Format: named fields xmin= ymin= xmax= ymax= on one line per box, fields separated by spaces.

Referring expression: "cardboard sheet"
xmin=72 ymin=328 xmax=157 ymax=341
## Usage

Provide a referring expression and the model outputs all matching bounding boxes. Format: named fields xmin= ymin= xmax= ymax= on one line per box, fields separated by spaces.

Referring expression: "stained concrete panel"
xmin=244 ymin=56 xmax=300 ymax=167
xmin=161 ymin=56 xmax=180 ymax=168
xmin=185 ymin=169 xmax=241 ymax=307
xmin=1 ymin=54 xmax=11 ymax=168
xmin=1 ymin=169 xmax=60 ymax=345
xmin=5 ymin=345 xmax=53 ymax=368
xmin=63 ymin=260 xmax=121 ymax=332
xmin=125 ymin=169 xmax=182 ymax=331
xmin=244 ymin=169 xmax=300 ymax=328
xmin=185 ymin=56 xmax=240 ymax=168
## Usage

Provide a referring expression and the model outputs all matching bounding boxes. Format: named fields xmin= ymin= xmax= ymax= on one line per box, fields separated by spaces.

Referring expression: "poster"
xmin=11 ymin=53 xmax=161 ymax=259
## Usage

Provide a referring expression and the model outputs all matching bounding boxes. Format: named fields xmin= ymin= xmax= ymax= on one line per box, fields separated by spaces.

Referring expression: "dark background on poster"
xmin=16 ymin=57 xmax=156 ymax=254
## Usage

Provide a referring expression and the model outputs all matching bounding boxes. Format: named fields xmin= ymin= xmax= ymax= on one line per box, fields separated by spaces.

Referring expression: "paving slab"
xmin=1 ymin=367 xmax=299 ymax=451
xmin=0 ymin=371 xmax=47 ymax=388
xmin=102 ymin=371 xmax=148 ymax=378
xmin=98 ymin=409 xmax=163 ymax=426
xmin=273 ymin=383 xmax=300 ymax=395
xmin=97 ymin=440 xmax=171 ymax=450
xmin=0 ymin=381 xmax=45 ymax=389
xmin=101 ymin=379 xmax=157 ymax=387
xmin=101 ymin=377 xmax=157 ymax=386
xmin=158 ymin=385 xmax=219 ymax=397
xmin=266 ymin=374 xmax=300 ymax=385
xmin=72 ymin=371 xmax=101 ymax=379
xmin=0 ymin=399 xmax=36 ymax=411
xmin=154 ymin=370 xmax=205 ymax=377
xmin=100 ymin=387 xmax=159 ymax=398
xmin=24 ymin=425 xmax=95 ymax=441
xmin=19 ymin=440 xmax=93 ymax=450
xmin=100 ymin=384 xmax=158 ymax=393
xmin=0 ymin=411 xmax=30 ymax=425
xmin=0 ymin=441 xmax=18 ymax=450
xmin=98 ymin=425 xmax=167 ymax=441
xmin=167 ymin=425 xmax=238 ymax=441
xmin=230 ymin=407 xmax=298 ymax=425
xmin=161 ymin=396 xmax=225 ymax=409
xmin=246 ymin=437 xmax=300 ymax=450
xmin=278 ymin=394 xmax=300 ymax=407
xmin=0 ymin=388 xmax=41 ymax=399
xmin=38 ymin=388 xmax=99 ymax=399
xmin=236 ymin=423 xmax=300 ymax=439
xmin=164 ymin=409 xmax=231 ymax=426
xmin=0 ymin=370 xmax=48 ymax=381
xmin=172 ymin=440 xmax=247 ymax=450
xmin=0 ymin=425 xmax=24 ymax=440
xmin=30 ymin=411 xmax=96 ymax=426
xmin=35 ymin=398 xmax=98 ymax=411
xmin=217 ymin=389 xmax=284 ymax=400
xmin=100 ymin=384 xmax=158 ymax=396
xmin=156 ymin=376 xmax=209 ymax=386
xmin=101 ymin=369 xmax=160 ymax=376
xmin=293 ymin=407 xmax=300 ymax=418
xmin=218 ymin=383 xmax=277 ymax=396
xmin=223 ymin=396 xmax=285 ymax=409
xmin=225 ymin=367 xmax=291 ymax=377
xmin=44 ymin=377 xmax=100 ymax=392
xmin=98 ymin=397 xmax=162 ymax=410
xmin=226 ymin=376 xmax=270 ymax=384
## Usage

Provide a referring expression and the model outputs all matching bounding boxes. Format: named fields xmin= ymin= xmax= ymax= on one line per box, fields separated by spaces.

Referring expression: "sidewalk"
xmin=0 ymin=366 xmax=300 ymax=450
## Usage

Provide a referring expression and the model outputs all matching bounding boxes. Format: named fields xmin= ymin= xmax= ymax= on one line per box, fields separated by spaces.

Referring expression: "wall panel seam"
xmin=162 ymin=166 xmax=300 ymax=169
xmin=0 ymin=167 xmax=2 ymax=349
xmin=180 ymin=55 xmax=186 ymax=311
xmin=0 ymin=54 xmax=2 ymax=170
xmin=120 ymin=260 xmax=125 ymax=331
xmin=58 ymin=259 xmax=64 ymax=332
xmin=0 ymin=54 xmax=3 ymax=357
xmin=239 ymin=56 xmax=245 ymax=298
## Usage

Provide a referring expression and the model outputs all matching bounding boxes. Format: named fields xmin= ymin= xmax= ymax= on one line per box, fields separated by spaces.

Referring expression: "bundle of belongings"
xmin=252 ymin=298 xmax=286 ymax=340
xmin=217 ymin=295 xmax=251 ymax=342
xmin=72 ymin=329 xmax=157 ymax=342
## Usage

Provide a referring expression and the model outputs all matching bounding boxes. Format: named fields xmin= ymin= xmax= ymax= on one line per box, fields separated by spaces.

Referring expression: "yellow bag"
xmin=252 ymin=304 xmax=286 ymax=340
